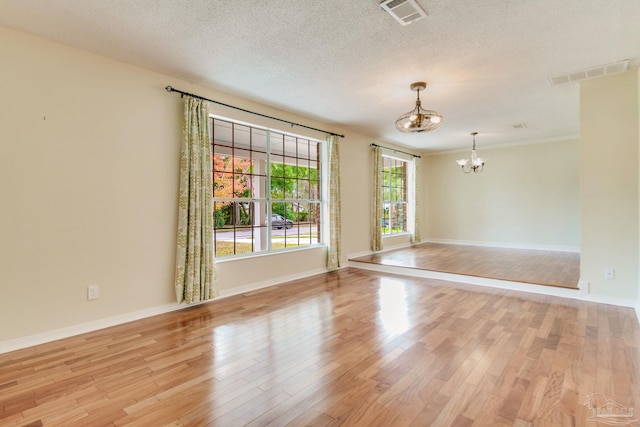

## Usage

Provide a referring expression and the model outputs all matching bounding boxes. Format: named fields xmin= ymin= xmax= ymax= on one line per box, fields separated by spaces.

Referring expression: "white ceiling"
xmin=1 ymin=0 xmax=639 ymax=151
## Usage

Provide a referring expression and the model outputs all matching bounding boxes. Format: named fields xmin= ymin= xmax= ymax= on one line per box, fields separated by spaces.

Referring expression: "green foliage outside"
xmin=270 ymin=163 xmax=318 ymax=221
xmin=272 ymin=202 xmax=294 ymax=220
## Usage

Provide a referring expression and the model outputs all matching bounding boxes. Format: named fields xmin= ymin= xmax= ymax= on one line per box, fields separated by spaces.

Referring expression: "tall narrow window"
xmin=381 ymin=156 xmax=408 ymax=235
xmin=211 ymin=117 xmax=323 ymax=258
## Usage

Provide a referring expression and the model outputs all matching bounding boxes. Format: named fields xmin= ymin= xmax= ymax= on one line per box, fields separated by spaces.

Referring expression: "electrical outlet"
xmin=87 ymin=285 xmax=100 ymax=300
xmin=604 ymin=268 xmax=615 ymax=280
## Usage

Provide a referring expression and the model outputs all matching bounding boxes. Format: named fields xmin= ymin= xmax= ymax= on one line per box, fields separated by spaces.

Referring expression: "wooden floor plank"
xmin=1 ymin=268 xmax=638 ymax=426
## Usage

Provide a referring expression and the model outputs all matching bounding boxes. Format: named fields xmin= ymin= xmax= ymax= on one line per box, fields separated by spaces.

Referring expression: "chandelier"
xmin=395 ymin=82 xmax=443 ymax=133
xmin=456 ymin=132 xmax=486 ymax=173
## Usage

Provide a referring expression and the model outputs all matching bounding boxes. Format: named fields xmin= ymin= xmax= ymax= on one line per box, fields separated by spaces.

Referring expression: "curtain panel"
xmin=327 ymin=135 xmax=342 ymax=270
xmin=412 ymin=157 xmax=421 ymax=244
xmin=175 ymin=97 xmax=217 ymax=304
xmin=372 ymin=146 xmax=383 ymax=251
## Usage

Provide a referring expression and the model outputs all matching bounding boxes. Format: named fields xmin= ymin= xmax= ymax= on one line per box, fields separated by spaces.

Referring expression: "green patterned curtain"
xmin=327 ymin=135 xmax=341 ymax=270
xmin=412 ymin=157 xmax=421 ymax=244
xmin=372 ymin=146 xmax=383 ymax=251
xmin=175 ymin=97 xmax=216 ymax=304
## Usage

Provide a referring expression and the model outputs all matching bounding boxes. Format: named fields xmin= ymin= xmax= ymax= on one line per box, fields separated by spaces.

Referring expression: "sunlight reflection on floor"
xmin=378 ymin=277 xmax=410 ymax=335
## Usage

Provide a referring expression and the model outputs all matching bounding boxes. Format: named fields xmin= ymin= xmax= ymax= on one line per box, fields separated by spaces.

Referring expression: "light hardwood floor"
xmin=350 ymin=243 xmax=581 ymax=289
xmin=1 ymin=268 xmax=638 ymax=426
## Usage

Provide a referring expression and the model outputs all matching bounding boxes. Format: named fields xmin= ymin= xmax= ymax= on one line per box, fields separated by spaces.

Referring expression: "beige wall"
xmin=423 ymin=139 xmax=581 ymax=250
xmin=0 ymin=27 xmax=384 ymax=344
xmin=580 ymin=70 xmax=639 ymax=302
xmin=1 ymin=28 xmax=178 ymax=341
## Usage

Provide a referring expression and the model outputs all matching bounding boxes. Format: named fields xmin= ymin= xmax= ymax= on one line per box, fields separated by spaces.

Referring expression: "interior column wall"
xmin=580 ymin=70 xmax=639 ymax=303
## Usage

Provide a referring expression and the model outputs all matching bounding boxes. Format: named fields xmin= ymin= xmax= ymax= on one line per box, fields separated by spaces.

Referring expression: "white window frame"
xmin=211 ymin=115 xmax=326 ymax=258
xmin=381 ymin=153 xmax=415 ymax=237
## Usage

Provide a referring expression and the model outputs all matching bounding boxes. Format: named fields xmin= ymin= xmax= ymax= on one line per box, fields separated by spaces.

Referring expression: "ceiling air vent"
xmin=549 ymin=59 xmax=630 ymax=86
xmin=380 ymin=0 xmax=427 ymax=26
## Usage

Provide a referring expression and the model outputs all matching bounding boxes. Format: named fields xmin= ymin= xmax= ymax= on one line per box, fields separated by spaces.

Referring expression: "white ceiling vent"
xmin=549 ymin=59 xmax=630 ymax=86
xmin=380 ymin=0 xmax=427 ymax=26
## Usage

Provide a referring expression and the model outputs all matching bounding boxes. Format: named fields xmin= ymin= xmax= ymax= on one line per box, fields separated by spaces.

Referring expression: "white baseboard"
xmin=578 ymin=294 xmax=640 ymax=308
xmin=348 ymin=261 xmax=581 ymax=300
xmin=424 ymin=238 xmax=580 ymax=253
xmin=347 ymin=241 xmax=418 ymax=261
xmin=217 ymin=267 xmax=328 ymax=298
xmin=0 ymin=302 xmax=192 ymax=355
xmin=636 ymin=306 xmax=640 ymax=326
xmin=347 ymin=250 xmax=375 ymax=259
xmin=1 ymin=267 xmax=329 ymax=355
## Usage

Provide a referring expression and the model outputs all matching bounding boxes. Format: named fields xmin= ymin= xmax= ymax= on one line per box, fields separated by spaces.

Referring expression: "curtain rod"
xmin=370 ymin=143 xmax=421 ymax=158
xmin=165 ymin=86 xmax=345 ymax=138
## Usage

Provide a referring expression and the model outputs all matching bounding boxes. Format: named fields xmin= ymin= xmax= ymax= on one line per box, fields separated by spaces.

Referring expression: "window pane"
xmin=309 ymin=179 xmax=320 ymax=200
xmin=212 ymin=117 xmax=323 ymax=258
xmin=391 ymin=187 xmax=401 ymax=201
xmin=298 ymin=179 xmax=309 ymax=199
xmin=296 ymin=202 xmax=309 ymax=223
xmin=382 ymin=203 xmax=390 ymax=234
xmin=284 ymin=135 xmax=297 ymax=158
xmin=214 ymin=201 xmax=269 ymax=257
xmin=233 ymin=148 xmax=251 ymax=165
xmin=380 ymin=155 xmax=411 ymax=235
xmin=213 ymin=119 xmax=233 ymax=145
xmin=298 ymin=156 xmax=310 ymax=171
xmin=383 ymin=169 xmax=390 ymax=187
xmin=383 ymin=186 xmax=390 ymax=202
xmin=391 ymin=203 xmax=406 ymax=231
xmin=270 ymin=132 xmax=285 ymax=156
xmin=214 ymin=171 xmax=232 ymax=198
xmin=253 ymin=175 xmax=267 ymax=199
xmin=282 ymin=176 xmax=293 ymax=198
xmin=233 ymin=173 xmax=249 ymax=198
xmin=252 ymin=128 xmax=268 ymax=153
xmin=214 ymin=201 xmax=231 ymax=229
xmin=213 ymin=155 xmax=232 ymax=172
xmin=233 ymin=124 xmax=251 ymax=147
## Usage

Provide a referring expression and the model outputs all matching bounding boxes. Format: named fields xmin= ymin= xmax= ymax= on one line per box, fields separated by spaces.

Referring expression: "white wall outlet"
xmin=604 ymin=268 xmax=615 ymax=280
xmin=87 ymin=285 xmax=100 ymax=300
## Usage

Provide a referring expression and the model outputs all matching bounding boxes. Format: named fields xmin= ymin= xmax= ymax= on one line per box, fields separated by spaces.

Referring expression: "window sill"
xmin=215 ymin=243 xmax=327 ymax=263
xmin=382 ymin=232 xmax=412 ymax=238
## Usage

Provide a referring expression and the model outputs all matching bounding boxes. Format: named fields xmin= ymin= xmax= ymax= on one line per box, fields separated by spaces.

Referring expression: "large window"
xmin=211 ymin=117 xmax=323 ymax=258
xmin=381 ymin=155 xmax=409 ymax=235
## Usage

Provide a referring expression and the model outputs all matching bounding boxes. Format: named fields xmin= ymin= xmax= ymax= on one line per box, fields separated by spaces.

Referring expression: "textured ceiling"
xmin=1 ymin=0 xmax=639 ymax=151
